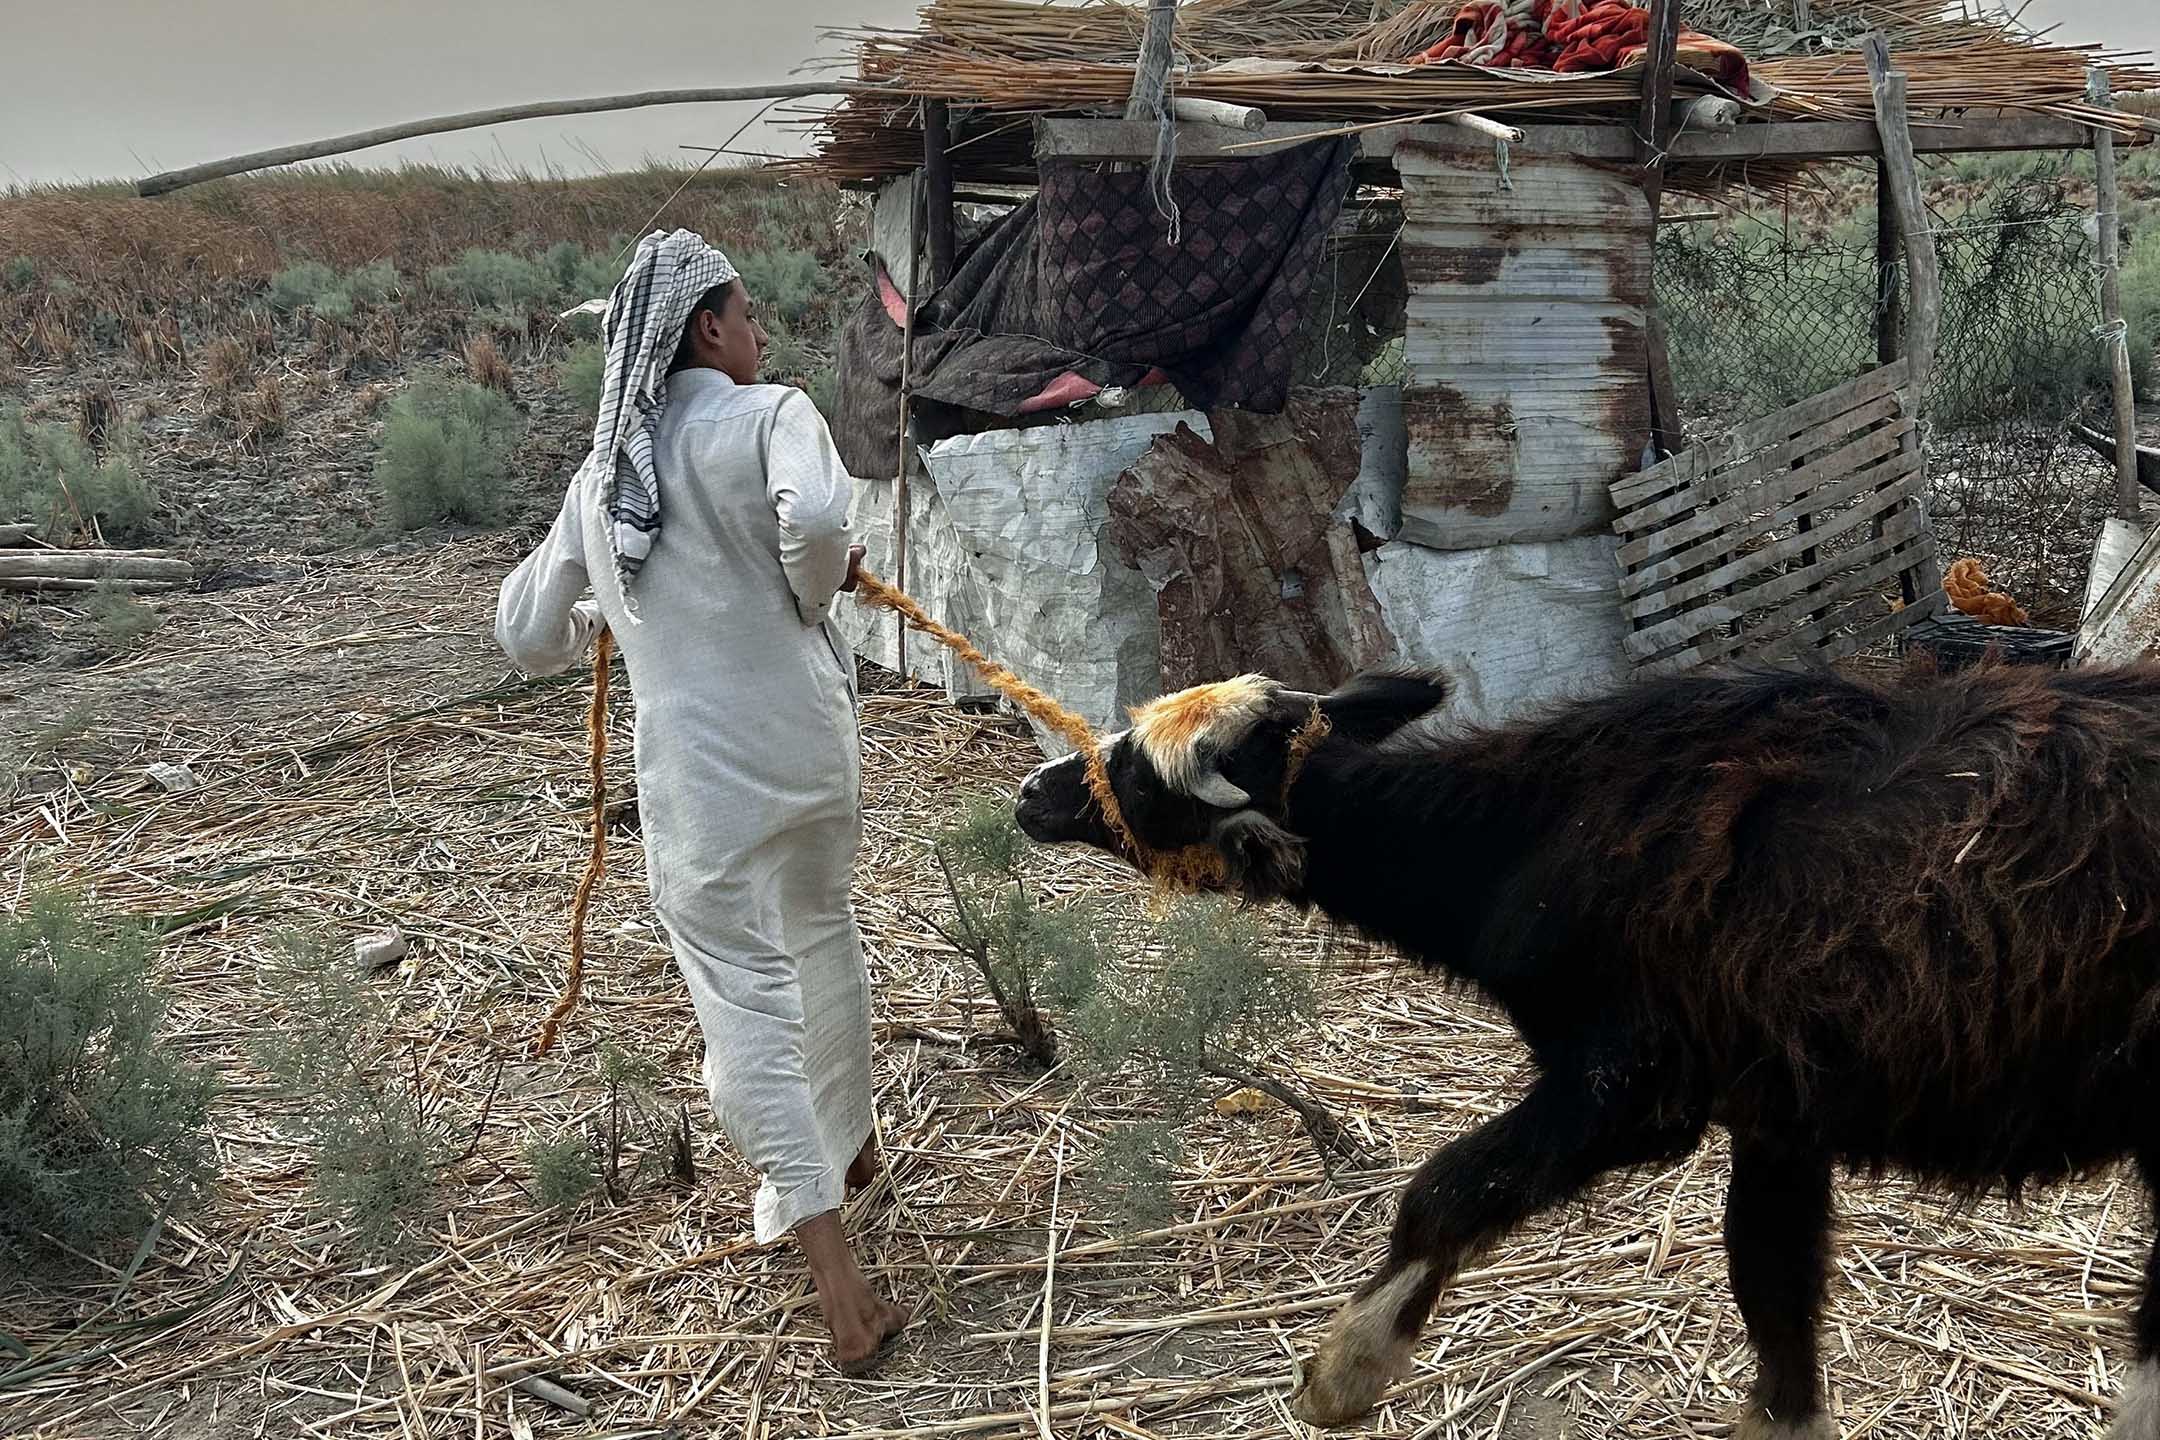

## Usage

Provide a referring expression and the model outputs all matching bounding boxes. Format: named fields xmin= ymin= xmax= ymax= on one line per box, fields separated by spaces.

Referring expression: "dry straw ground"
xmin=0 ymin=537 xmax=2148 ymax=1440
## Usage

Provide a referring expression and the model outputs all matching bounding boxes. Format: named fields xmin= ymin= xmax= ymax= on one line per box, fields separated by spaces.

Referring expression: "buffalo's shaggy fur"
xmin=1015 ymin=661 xmax=2160 ymax=1437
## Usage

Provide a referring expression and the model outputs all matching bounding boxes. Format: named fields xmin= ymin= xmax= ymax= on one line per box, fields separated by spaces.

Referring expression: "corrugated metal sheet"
xmin=1395 ymin=138 xmax=1654 ymax=550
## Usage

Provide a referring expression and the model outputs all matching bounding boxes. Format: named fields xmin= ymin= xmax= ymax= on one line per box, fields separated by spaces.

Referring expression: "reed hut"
xmin=795 ymin=0 xmax=2158 ymax=752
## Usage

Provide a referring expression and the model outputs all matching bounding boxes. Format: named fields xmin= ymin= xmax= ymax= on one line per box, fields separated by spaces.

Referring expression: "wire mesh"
xmin=1655 ymin=176 xmax=2119 ymax=624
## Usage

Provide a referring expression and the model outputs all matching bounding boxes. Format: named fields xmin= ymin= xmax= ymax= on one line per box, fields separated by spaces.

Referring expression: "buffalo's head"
xmin=1014 ymin=671 xmax=1449 ymax=900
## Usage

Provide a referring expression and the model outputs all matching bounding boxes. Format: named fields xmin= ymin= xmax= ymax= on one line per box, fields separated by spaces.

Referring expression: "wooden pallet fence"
xmin=1608 ymin=360 xmax=1942 ymax=674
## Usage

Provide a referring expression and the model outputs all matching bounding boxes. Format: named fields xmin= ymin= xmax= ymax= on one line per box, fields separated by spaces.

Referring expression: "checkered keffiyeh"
xmin=588 ymin=229 xmax=738 ymax=614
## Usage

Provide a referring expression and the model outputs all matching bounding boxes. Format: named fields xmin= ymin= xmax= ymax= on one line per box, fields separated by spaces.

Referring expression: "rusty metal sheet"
xmin=1394 ymin=140 xmax=1653 ymax=551
xmin=1106 ymin=390 xmax=1394 ymax=693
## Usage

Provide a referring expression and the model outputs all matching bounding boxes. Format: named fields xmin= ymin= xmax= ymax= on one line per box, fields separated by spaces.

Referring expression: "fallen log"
xmin=0 ymin=553 xmax=195 ymax=584
xmin=0 ymin=576 xmax=189 ymax=594
xmin=0 ymin=524 xmax=37 ymax=547
xmin=2072 ymin=422 xmax=2160 ymax=494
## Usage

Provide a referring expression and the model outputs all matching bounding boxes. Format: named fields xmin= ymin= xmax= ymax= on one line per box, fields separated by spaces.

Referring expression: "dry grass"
xmin=74 ymin=382 xmax=115 ymax=448
xmin=199 ymin=337 xmax=252 ymax=398
xmin=0 ymin=166 xmax=851 ymax=371
xmin=0 ymin=536 xmax=2146 ymax=1440
xmin=234 ymin=376 xmax=287 ymax=453
xmin=464 ymin=335 xmax=515 ymax=396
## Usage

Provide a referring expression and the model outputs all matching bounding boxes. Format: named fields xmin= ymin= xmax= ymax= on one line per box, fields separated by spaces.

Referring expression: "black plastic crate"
xmin=1900 ymin=612 xmax=2074 ymax=671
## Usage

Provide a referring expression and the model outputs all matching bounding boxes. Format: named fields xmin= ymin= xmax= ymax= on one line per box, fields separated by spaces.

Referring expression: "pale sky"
xmin=1 ymin=0 xmax=2151 ymax=189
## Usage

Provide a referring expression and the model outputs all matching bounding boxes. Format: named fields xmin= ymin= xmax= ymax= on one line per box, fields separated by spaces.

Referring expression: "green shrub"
xmin=427 ymin=248 xmax=555 ymax=312
xmin=4 ymin=257 xmax=35 ymax=291
xmin=268 ymin=261 xmax=340 ymax=313
xmin=346 ymin=260 xmax=399 ymax=304
xmin=2122 ymin=224 xmax=2160 ymax=402
xmin=86 ymin=582 xmax=158 ymax=652
xmin=560 ymin=342 xmax=603 ymax=421
xmin=523 ymin=1134 xmax=600 ymax=1212
xmin=0 ymin=891 xmax=217 ymax=1256
xmin=737 ymin=248 xmax=825 ymax=324
xmin=313 ymin=289 xmax=354 ymax=324
xmin=543 ymin=242 xmax=625 ymax=303
xmin=253 ymin=938 xmax=458 ymax=1255
xmin=372 ymin=378 xmax=523 ymax=529
xmin=0 ymin=406 xmax=159 ymax=544
xmin=930 ymin=804 xmax=1351 ymax=1229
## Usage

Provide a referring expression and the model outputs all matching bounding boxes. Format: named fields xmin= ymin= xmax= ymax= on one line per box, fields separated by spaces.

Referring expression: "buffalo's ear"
xmin=1211 ymin=810 xmax=1306 ymax=901
xmin=1284 ymin=671 xmax=1450 ymax=745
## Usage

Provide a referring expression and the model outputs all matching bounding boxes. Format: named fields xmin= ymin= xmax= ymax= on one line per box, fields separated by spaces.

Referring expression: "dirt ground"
xmin=0 ymin=535 xmax=2148 ymax=1440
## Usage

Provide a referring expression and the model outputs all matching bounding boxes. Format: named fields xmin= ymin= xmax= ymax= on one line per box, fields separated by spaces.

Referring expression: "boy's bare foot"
xmin=845 ymin=1134 xmax=880 ymax=1195
xmin=797 ymin=1209 xmax=910 ymax=1375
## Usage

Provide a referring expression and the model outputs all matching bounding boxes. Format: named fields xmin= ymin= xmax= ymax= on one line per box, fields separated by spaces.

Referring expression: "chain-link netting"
xmin=1291 ymin=198 xmax=1409 ymax=390
xmin=1656 ymin=175 xmax=2121 ymax=624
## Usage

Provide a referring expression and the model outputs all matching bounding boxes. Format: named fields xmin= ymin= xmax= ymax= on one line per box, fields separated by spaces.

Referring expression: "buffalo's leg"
xmin=2110 ymin=1160 xmax=2160 ymax=1440
xmin=1725 ymin=1139 xmax=1836 ymax=1440
xmin=1293 ymin=1073 xmax=1703 ymax=1427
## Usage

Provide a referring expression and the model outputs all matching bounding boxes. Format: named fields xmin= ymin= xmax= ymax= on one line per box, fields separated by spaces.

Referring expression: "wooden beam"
xmin=1171 ymin=98 xmax=1267 ymax=132
xmin=1863 ymin=36 xmax=1940 ymax=404
xmin=924 ymin=101 xmax=957 ymax=290
xmin=136 ymin=82 xmax=892 ymax=196
xmin=894 ymin=178 xmax=926 ymax=675
xmin=1035 ymin=112 xmax=2120 ymax=167
xmin=2091 ymin=66 xmax=2143 ymax=522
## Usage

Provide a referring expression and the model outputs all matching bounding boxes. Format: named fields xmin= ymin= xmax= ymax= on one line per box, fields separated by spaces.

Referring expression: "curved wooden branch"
xmin=136 ymin=81 xmax=895 ymax=196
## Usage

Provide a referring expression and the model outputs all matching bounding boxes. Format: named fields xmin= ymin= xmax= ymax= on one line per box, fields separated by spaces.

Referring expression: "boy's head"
xmin=670 ymin=277 xmax=767 ymax=384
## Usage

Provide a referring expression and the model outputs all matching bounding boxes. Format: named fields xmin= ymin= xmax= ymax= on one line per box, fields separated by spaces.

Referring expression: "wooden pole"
xmin=2090 ymin=65 xmax=2143 ymax=523
xmin=135 ymin=83 xmax=891 ymax=196
xmin=924 ymin=101 xmax=957 ymax=291
xmin=894 ymin=169 xmax=928 ymax=677
xmin=1863 ymin=32 xmax=1943 ymax=607
xmin=0 ymin=553 xmax=194 ymax=582
xmin=1170 ymin=98 xmax=1266 ymax=132
xmin=1634 ymin=0 xmax=1680 ymax=212
xmin=1636 ymin=0 xmax=1684 ymax=460
xmin=1125 ymin=0 xmax=1179 ymax=124
xmin=1875 ymin=156 xmax=1903 ymax=367
xmin=1862 ymin=36 xmax=1940 ymax=401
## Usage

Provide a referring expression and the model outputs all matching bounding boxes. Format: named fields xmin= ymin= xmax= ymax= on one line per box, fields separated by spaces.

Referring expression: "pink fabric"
xmin=1016 ymin=367 xmax=1174 ymax=414
xmin=1019 ymin=372 xmax=1103 ymax=412
xmin=876 ymin=266 xmax=908 ymax=327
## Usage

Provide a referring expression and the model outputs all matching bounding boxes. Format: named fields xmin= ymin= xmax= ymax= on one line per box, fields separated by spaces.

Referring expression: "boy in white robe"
xmin=496 ymin=232 xmax=906 ymax=1372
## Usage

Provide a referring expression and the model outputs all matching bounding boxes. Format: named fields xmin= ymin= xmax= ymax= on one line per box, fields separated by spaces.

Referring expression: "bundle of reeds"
xmin=788 ymin=0 xmax=2157 ymax=191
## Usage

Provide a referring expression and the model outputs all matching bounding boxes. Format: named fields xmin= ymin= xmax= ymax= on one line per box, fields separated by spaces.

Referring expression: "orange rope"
xmin=530 ymin=627 xmax=612 ymax=1060
xmin=846 ymin=569 xmax=1226 ymax=885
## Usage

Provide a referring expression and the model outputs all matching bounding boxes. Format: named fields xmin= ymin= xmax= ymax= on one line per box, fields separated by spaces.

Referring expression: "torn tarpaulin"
xmin=1107 ymin=390 xmax=1394 ymax=694
xmin=828 ymin=138 xmax=1356 ymax=481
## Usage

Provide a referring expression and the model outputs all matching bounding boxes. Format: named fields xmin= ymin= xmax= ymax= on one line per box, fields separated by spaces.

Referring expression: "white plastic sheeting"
xmin=837 ymin=414 xmax=1209 ymax=756
xmin=832 ymin=456 xmax=998 ymax=706
xmin=1363 ymin=533 xmax=1632 ymax=731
